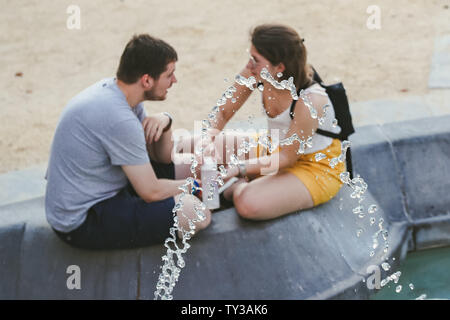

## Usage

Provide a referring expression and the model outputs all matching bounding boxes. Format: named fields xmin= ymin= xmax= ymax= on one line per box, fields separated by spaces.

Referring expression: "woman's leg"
xmin=231 ymin=171 xmax=314 ymax=220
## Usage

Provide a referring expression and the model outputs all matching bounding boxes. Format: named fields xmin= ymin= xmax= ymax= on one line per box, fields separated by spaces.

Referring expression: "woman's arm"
xmin=210 ymin=67 xmax=255 ymax=133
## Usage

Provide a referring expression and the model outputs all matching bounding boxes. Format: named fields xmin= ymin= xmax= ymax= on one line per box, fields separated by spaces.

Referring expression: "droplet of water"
xmin=215 ymin=175 xmax=224 ymax=186
xmin=396 ymin=285 xmax=402 ymax=293
xmin=415 ymin=294 xmax=427 ymax=300
xmin=306 ymin=136 xmax=313 ymax=148
xmin=315 ymin=152 xmax=327 ymax=161
xmin=227 ymin=86 xmax=236 ymax=97
xmin=353 ymin=205 xmax=364 ymax=215
xmin=381 ymin=262 xmax=391 ymax=271
xmin=356 ymin=229 xmax=363 ymax=237
xmin=258 ymin=84 xmax=264 ymax=91
xmin=329 ymin=157 xmax=339 ymax=169
xmin=212 ymin=105 xmax=220 ymax=113
xmin=332 ymin=118 xmax=338 ymax=127
xmin=368 ymin=204 xmax=378 ymax=214
xmin=341 ymin=140 xmax=351 ymax=151
xmin=177 ymin=257 xmax=185 ymax=268
xmin=409 ymin=283 xmax=414 ymax=290
xmin=172 ymin=201 xmax=183 ymax=214
xmin=391 ymin=271 xmax=401 ymax=284
xmin=370 ymin=217 xmax=376 ymax=225
xmin=219 ymin=165 xmax=227 ymax=177
xmin=340 ymin=172 xmax=351 ymax=184
xmin=277 ymin=72 xmax=283 ymax=78
xmin=372 ymin=238 xmax=379 ymax=249
xmin=230 ymin=154 xmax=239 ymax=166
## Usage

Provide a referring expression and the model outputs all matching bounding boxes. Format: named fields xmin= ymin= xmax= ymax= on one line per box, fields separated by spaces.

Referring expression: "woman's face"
xmin=247 ymin=45 xmax=276 ymax=81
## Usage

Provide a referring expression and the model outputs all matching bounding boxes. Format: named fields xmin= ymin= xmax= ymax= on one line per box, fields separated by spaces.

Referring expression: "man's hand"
xmin=142 ymin=113 xmax=171 ymax=144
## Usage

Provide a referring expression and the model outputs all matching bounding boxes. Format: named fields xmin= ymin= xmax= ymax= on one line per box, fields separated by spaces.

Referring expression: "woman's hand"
xmin=194 ymin=135 xmax=220 ymax=161
xmin=222 ymin=164 xmax=240 ymax=182
xmin=142 ymin=113 xmax=171 ymax=144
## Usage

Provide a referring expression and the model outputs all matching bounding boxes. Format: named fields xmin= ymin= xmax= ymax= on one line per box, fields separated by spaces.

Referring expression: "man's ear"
xmin=141 ymin=74 xmax=154 ymax=89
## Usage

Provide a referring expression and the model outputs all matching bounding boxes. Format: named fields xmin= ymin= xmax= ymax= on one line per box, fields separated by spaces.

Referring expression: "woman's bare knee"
xmin=233 ymin=184 xmax=259 ymax=220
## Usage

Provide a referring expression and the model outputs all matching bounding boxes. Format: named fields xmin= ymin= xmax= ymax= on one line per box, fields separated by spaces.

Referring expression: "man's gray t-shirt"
xmin=45 ymin=78 xmax=149 ymax=232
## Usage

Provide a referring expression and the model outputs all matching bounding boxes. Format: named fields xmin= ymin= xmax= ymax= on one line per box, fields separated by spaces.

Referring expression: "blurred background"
xmin=1 ymin=0 xmax=449 ymax=174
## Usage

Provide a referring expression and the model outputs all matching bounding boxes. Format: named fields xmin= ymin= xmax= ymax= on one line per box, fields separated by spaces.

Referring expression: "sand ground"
xmin=1 ymin=0 xmax=449 ymax=174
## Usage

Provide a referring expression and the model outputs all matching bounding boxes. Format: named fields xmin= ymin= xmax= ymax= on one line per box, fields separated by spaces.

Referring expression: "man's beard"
xmin=143 ymin=87 xmax=166 ymax=101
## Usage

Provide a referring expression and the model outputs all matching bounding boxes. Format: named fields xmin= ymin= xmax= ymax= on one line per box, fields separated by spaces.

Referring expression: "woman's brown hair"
xmin=251 ymin=24 xmax=313 ymax=91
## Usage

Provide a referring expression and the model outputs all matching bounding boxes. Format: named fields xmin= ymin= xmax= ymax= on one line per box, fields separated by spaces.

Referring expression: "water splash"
xmin=368 ymin=204 xmax=378 ymax=214
xmin=235 ymin=74 xmax=257 ymax=91
xmin=155 ymin=192 xmax=207 ymax=300
xmin=315 ymin=152 xmax=327 ymax=162
xmin=156 ymin=67 xmax=411 ymax=300
xmin=381 ymin=262 xmax=391 ymax=271
xmin=260 ymin=67 xmax=298 ymax=100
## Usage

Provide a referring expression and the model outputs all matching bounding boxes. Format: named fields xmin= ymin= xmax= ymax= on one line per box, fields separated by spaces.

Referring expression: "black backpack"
xmin=289 ymin=67 xmax=355 ymax=178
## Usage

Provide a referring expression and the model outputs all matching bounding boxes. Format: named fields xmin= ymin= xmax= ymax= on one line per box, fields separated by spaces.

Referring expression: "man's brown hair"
xmin=116 ymin=34 xmax=178 ymax=84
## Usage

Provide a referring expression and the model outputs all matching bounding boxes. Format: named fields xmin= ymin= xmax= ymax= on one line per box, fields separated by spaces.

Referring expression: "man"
xmin=45 ymin=34 xmax=211 ymax=250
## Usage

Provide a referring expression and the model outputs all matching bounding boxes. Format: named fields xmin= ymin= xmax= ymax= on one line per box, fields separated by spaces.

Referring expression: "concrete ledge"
xmin=429 ymin=35 xmax=450 ymax=88
xmin=0 ymin=164 xmax=46 ymax=207
xmin=1 ymin=115 xmax=450 ymax=299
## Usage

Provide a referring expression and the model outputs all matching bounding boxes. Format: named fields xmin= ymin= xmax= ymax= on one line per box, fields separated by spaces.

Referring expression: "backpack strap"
xmin=288 ymin=73 xmax=354 ymax=179
xmin=315 ymin=128 xmax=342 ymax=140
xmin=289 ymin=80 xmax=317 ymax=119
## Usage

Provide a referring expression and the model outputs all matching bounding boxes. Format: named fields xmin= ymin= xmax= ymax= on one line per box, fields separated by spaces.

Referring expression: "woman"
xmin=180 ymin=24 xmax=345 ymax=220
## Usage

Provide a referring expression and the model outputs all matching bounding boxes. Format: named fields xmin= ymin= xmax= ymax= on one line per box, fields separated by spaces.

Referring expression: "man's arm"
xmin=150 ymin=124 xmax=173 ymax=164
xmin=142 ymin=113 xmax=173 ymax=164
xmin=122 ymin=163 xmax=185 ymax=202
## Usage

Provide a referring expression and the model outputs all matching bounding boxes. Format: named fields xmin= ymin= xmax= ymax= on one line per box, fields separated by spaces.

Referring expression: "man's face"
xmin=144 ymin=61 xmax=177 ymax=101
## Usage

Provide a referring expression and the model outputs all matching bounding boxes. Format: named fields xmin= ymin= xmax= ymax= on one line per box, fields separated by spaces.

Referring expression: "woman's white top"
xmin=264 ymin=83 xmax=341 ymax=154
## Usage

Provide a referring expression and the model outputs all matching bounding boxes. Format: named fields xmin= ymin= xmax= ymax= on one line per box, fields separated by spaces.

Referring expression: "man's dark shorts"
xmin=53 ymin=161 xmax=176 ymax=250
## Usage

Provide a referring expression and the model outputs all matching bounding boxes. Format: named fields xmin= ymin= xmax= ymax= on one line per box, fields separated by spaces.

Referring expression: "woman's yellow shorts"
xmin=254 ymin=137 xmax=345 ymax=206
